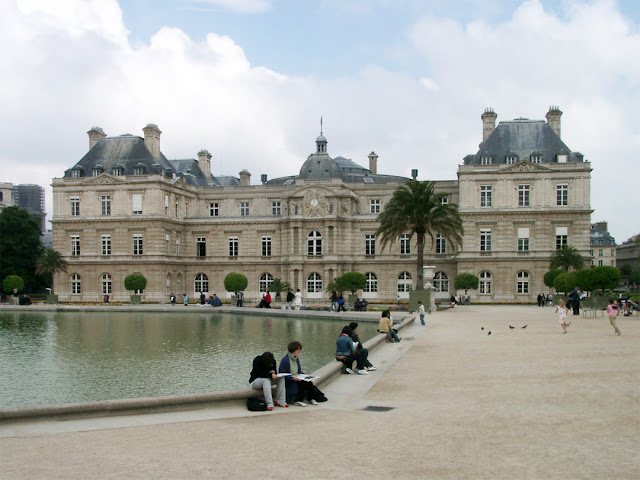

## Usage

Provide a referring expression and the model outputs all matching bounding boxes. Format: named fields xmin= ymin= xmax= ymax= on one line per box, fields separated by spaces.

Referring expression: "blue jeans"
xmin=420 ymin=314 xmax=425 ymax=325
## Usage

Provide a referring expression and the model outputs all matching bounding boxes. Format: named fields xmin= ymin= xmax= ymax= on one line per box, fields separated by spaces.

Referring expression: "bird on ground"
xmin=487 ymin=331 xmax=491 ymax=335
xmin=521 ymin=325 xmax=528 ymax=329
xmin=481 ymin=327 xmax=484 ymax=330
xmin=509 ymin=325 xmax=515 ymax=329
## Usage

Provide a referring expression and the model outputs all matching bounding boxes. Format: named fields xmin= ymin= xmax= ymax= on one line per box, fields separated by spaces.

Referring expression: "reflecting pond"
xmin=0 ymin=311 xmax=379 ymax=409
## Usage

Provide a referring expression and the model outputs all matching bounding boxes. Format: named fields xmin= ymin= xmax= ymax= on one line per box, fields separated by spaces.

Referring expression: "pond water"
xmin=0 ymin=311 xmax=379 ymax=409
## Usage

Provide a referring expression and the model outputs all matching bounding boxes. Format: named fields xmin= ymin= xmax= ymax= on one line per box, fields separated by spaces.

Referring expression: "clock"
xmin=310 ymin=199 xmax=318 ymax=207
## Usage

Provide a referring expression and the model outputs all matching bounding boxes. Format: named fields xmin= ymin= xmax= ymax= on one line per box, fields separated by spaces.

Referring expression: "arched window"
xmin=364 ymin=272 xmax=378 ymax=293
xmin=479 ymin=271 xmax=492 ymax=294
xmin=259 ymin=273 xmax=274 ymax=293
xmin=307 ymin=231 xmax=322 ymax=256
xmin=434 ymin=272 xmax=449 ymax=293
xmin=517 ymin=271 xmax=530 ymax=294
xmin=397 ymin=272 xmax=412 ymax=293
xmin=102 ymin=274 xmax=112 ymax=295
xmin=166 ymin=273 xmax=171 ymax=295
xmin=307 ymin=272 xmax=322 ymax=293
xmin=71 ymin=274 xmax=81 ymax=294
xmin=194 ymin=273 xmax=209 ymax=293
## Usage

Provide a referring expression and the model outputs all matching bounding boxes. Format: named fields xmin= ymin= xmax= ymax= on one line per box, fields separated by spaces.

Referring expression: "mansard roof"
xmin=590 ymin=224 xmax=616 ymax=246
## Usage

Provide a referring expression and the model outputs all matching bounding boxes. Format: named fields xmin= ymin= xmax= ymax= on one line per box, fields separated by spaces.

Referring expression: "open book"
xmin=293 ymin=374 xmax=319 ymax=382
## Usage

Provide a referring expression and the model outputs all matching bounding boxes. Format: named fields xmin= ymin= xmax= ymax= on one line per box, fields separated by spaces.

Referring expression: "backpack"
xmin=247 ymin=397 xmax=268 ymax=411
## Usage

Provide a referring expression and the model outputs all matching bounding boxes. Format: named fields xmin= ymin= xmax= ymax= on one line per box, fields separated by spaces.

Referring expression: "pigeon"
xmin=481 ymin=327 xmax=484 ymax=330
xmin=509 ymin=325 xmax=515 ymax=329
xmin=521 ymin=325 xmax=528 ymax=329
xmin=487 ymin=331 xmax=491 ymax=335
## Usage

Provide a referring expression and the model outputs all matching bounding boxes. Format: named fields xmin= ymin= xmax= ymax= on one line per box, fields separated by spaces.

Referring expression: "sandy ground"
xmin=1 ymin=305 xmax=638 ymax=480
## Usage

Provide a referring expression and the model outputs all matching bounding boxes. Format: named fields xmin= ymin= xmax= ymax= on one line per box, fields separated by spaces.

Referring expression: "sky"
xmin=0 ymin=0 xmax=638 ymax=241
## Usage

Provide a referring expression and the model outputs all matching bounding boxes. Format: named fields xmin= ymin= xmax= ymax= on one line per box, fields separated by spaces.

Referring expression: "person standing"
xmin=337 ymin=291 xmax=346 ymax=312
xmin=555 ymin=299 xmax=571 ymax=334
xmin=199 ymin=292 xmax=206 ymax=305
xmin=418 ymin=300 xmax=426 ymax=325
xmin=293 ymin=289 xmax=302 ymax=310
xmin=570 ymin=287 xmax=581 ymax=315
xmin=329 ymin=290 xmax=338 ymax=312
xmin=249 ymin=352 xmax=287 ymax=410
xmin=537 ymin=293 xmax=543 ymax=307
xmin=236 ymin=289 xmax=243 ymax=307
xmin=183 ymin=293 xmax=189 ymax=306
xmin=606 ymin=299 xmax=621 ymax=336
xmin=286 ymin=288 xmax=295 ymax=309
xmin=170 ymin=293 xmax=176 ymax=306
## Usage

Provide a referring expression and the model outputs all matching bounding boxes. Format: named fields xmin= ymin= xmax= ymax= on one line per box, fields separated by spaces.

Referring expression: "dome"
xmin=299 ymin=153 xmax=340 ymax=179
xmin=316 ymin=133 xmax=327 ymax=143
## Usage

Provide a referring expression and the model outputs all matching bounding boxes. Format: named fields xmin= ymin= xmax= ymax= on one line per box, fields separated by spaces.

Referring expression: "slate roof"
xmin=465 ymin=119 xmax=584 ymax=165
xmin=590 ymin=224 xmax=616 ymax=246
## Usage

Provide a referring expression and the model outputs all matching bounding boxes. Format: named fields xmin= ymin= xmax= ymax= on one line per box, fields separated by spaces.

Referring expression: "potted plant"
xmin=3 ymin=275 xmax=24 ymax=305
xmin=224 ymin=272 xmax=248 ymax=306
xmin=124 ymin=273 xmax=147 ymax=304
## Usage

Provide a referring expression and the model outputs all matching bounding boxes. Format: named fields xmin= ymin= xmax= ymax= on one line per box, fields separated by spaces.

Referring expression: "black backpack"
xmin=247 ymin=397 xmax=268 ymax=411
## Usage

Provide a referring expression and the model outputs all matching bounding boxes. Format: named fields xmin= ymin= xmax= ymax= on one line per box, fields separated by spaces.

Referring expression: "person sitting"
xmin=349 ymin=322 xmax=376 ymax=371
xmin=19 ymin=294 xmax=32 ymax=306
xmin=249 ymin=351 xmax=287 ymax=410
xmin=360 ymin=298 xmax=368 ymax=310
xmin=257 ymin=292 xmax=272 ymax=308
xmin=378 ymin=310 xmax=400 ymax=342
xmin=278 ymin=341 xmax=317 ymax=406
xmin=335 ymin=326 xmax=368 ymax=375
xmin=354 ymin=298 xmax=362 ymax=311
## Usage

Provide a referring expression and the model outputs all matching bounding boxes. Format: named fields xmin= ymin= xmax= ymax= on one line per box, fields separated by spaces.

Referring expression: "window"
xmin=480 ymin=185 xmax=492 ymax=207
xmin=555 ymin=226 xmax=568 ymax=250
xmin=165 ymin=195 xmax=169 ymax=215
xmin=112 ymin=168 xmax=122 ymax=176
xmin=556 ymin=184 xmax=568 ymax=206
xmin=557 ymin=154 xmax=567 ymax=163
xmin=185 ymin=200 xmax=189 ymax=217
xmin=506 ymin=155 xmax=518 ymax=164
xmin=165 ymin=234 xmax=170 ymax=255
xmin=397 ymin=272 xmax=413 ymax=293
xmin=517 ymin=271 xmax=529 ymax=294
xmin=400 ymin=233 xmax=411 ymax=255
xmin=71 ymin=274 xmax=81 ymax=294
xmin=590 ymin=250 xmax=594 ymax=256
xmin=611 ymin=260 xmax=615 ymax=266
xmin=370 ymin=199 xmax=380 ymax=214
xmin=434 ymin=272 xmax=449 ymax=293
xmin=101 ymin=234 xmax=111 ymax=256
xmin=71 ymin=170 xmax=81 ymax=178
xmin=176 ymin=237 xmax=180 ymax=256
xmin=229 ymin=236 xmax=238 ymax=257
xmin=481 ymin=156 xmax=492 ymax=165
xmin=175 ymin=200 xmax=179 ymax=217
xmin=480 ymin=229 xmax=492 ymax=252
xmin=271 ymin=201 xmax=281 ymax=216
xmin=133 ymin=234 xmax=143 ymax=255
xmin=531 ymin=154 xmax=542 ymax=163
xmin=262 ymin=236 xmax=272 ymax=257
xmin=436 ymin=234 xmax=447 ymax=254
xmin=307 ymin=231 xmax=322 ymax=256
xmin=441 ymin=196 xmax=449 ymax=205
xmin=196 ymin=237 xmax=206 ymax=257
xmin=518 ymin=184 xmax=530 ymax=207
xmin=92 ymin=168 xmax=101 ymax=177
xmin=132 ymin=194 xmax=142 ymax=215
xmin=598 ymin=249 xmax=603 ymax=256
xmin=307 ymin=272 xmax=322 ymax=293
xmin=365 ymin=234 xmax=376 ymax=256
xmin=517 ymin=227 xmax=530 ymax=251
xmin=71 ymin=235 xmax=80 ymax=256
xmin=611 ymin=249 xmax=615 ymax=256
xmin=259 ymin=273 xmax=273 ymax=293
xmin=194 ymin=273 xmax=209 ymax=293
xmin=364 ymin=272 xmax=378 ymax=293
xmin=479 ymin=271 xmax=492 ymax=294
xmin=209 ymin=202 xmax=219 ymax=217
xmin=70 ymin=196 xmax=80 ymax=216
xmin=102 ymin=274 xmax=112 ymax=295
xmin=101 ymin=195 xmax=111 ymax=216
xmin=240 ymin=202 xmax=249 ymax=216
xmin=591 ymin=259 xmax=595 ymax=266
xmin=133 ymin=167 xmax=144 ymax=175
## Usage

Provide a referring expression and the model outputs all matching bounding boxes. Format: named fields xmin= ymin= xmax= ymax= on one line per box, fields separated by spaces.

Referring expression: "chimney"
xmin=368 ymin=151 xmax=378 ymax=174
xmin=546 ymin=106 xmax=562 ymax=138
xmin=411 ymin=169 xmax=418 ymax=180
xmin=596 ymin=221 xmax=608 ymax=232
xmin=261 ymin=174 xmax=268 ymax=184
xmin=87 ymin=127 xmax=106 ymax=149
xmin=197 ymin=149 xmax=212 ymax=179
xmin=480 ymin=108 xmax=497 ymax=146
xmin=239 ymin=169 xmax=251 ymax=187
xmin=142 ymin=123 xmax=162 ymax=160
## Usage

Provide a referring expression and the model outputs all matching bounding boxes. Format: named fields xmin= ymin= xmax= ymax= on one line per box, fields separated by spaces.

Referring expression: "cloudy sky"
xmin=1 ymin=0 xmax=638 ymax=241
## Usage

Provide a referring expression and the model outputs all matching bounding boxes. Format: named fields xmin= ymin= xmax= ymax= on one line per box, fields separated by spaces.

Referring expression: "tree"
xmin=589 ymin=266 xmax=621 ymax=294
xmin=0 ymin=206 xmax=43 ymax=291
xmin=35 ymin=249 xmax=69 ymax=295
xmin=124 ymin=274 xmax=147 ymax=293
xmin=553 ymin=272 xmax=576 ymax=295
xmin=270 ymin=278 xmax=291 ymax=299
xmin=544 ymin=269 xmax=564 ymax=289
xmin=454 ymin=273 xmax=479 ymax=295
xmin=2 ymin=275 xmax=24 ymax=294
xmin=336 ymin=272 xmax=366 ymax=295
xmin=376 ymin=180 xmax=463 ymax=290
xmin=550 ymin=245 xmax=584 ymax=271
xmin=224 ymin=272 xmax=248 ymax=292
xmin=575 ymin=269 xmax=594 ymax=292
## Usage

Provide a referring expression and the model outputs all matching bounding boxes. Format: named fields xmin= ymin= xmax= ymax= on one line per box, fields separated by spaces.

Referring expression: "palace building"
xmin=51 ymin=107 xmax=592 ymax=303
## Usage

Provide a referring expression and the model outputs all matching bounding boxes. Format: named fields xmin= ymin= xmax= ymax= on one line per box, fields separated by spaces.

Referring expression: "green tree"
xmin=2 ymin=275 xmax=24 ymax=294
xmin=589 ymin=266 xmax=621 ymax=294
xmin=0 ymin=206 xmax=43 ymax=291
xmin=575 ymin=269 xmax=594 ymax=292
xmin=544 ymin=269 xmax=564 ymax=289
xmin=124 ymin=273 xmax=147 ymax=293
xmin=629 ymin=268 xmax=640 ymax=286
xmin=550 ymin=245 xmax=584 ymax=271
xmin=553 ymin=272 xmax=577 ymax=295
xmin=619 ymin=264 xmax=632 ymax=277
xmin=223 ymin=272 xmax=248 ymax=292
xmin=270 ymin=278 xmax=291 ymax=299
xmin=335 ymin=272 xmax=367 ymax=295
xmin=454 ymin=273 xmax=479 ymax=295
xmin=376 ymin=180 xmax=463 ymax=290
xmin=35 ymin=249 xmax=69 ymax=295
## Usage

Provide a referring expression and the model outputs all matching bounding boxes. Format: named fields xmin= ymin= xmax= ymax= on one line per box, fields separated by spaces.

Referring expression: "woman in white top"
xmin=293 ymin=288 xmax=303 ymax=310
xmin=555 ymin=299 xmax=571 ymax=334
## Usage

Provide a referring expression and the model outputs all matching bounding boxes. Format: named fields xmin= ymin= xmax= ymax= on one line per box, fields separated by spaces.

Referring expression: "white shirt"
xmin=293 ymin=292 xmax=302 ymax=305
xmin=418 ymin=304 xmax=426 ymax=315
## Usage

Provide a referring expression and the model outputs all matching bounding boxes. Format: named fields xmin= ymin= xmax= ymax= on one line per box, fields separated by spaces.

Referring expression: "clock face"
xmin=310 ymin=199 xmax=318 ymax=207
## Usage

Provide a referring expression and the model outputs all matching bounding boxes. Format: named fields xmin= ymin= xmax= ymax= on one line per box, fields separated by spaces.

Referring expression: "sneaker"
xmin=273 ymin=401 xmax=289 ymax=408
xmin=310 ymin=399 xmax=318 ymax=405
xmin=357 ymin=369 xmax=369 ymax=375
xmin=294 ymin=401 xmax=307 ymax=407
xmin=566 ymin=322 xmax=571 ymax=327
xmin=345 ymin=368 xmax=355 ymax=375
xmin=267 ymin=406 xmax=273 ymax=411
xmin=367 ymin=366 xmax=377 ymax=371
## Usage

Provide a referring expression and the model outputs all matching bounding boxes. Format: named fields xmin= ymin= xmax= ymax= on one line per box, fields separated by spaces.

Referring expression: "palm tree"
xmin=550 ymin=245 xmax=584 ymax=271
xmin=376 ymin=180 xmax=463 ymax=290
xmin=270 ymin=278 xmax=291 ymax=300
xmin=35 ymin=249 xmax=69 ymax=295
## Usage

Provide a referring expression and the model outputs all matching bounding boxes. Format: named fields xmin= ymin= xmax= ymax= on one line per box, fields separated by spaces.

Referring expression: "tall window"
xmin=165 ymin=195 xmax=169 ymax=215
xmin=196 ymin=237 xmax=206 ymax=257
xmin=176 ymin=237 xmax=180 ymax=256
xmin=480 ymin=185 xmax=492 ymax=207
xmin=185 ymin=200 xmax=189 ymax=217
xmin=262 ymin=236 xmax=272 ymax=257
xmin=194 ymin=273 xmax=209 ymax=293
xmin=400 ymin=234 xmax=410 ymax=255
xmin=133 ymin=234 xmax=143 ymax=255
xmin=556 ymin=184 xmax=568 ymax=206
xmin=229 ymin=236 xmax=238 ymax=257
xmin=101 ymin=195 xmax=111 ymax=216
xmin=480 ymin=229 xmax=492 ymax=252
xmin=518 ymin=184 xmax=530 ymax=207
xmin=531 ymin=153 xmax=542 ymax=163
xmin=434 ymin=272 xmax=449 ymax=293
xmin=397 ymin=272 xmax=412 ymax=293
xmin=240 ymin=202 xmax=249 ymax=216
xmin=517 ymin=227 xmax=529 ymax=251
xmin=307 ymin=272 xmax=322 ymax=293
xmin=365 ymin=234 xmax=376 ymax=255
xmin=101 ymin=234 xmax=111 ymax=256
xmin=132 ymin=194 xmax=142 ymax=215
xmin=307 ymin=231 xmax=322 ymax=256
xmin=479 ymin=271 xmax=492 ymax=294
xmin=481 ymin=156 xmax=492 ymax=165
xmin=506 ymin=155 xmax=518 ymax=164
xmin=102 ymin=274 xmax=112 ymax=294
xmin=364 ymin=272 xmax=378 ymax=293
xmin=598 ymin=260 xmax=603 ymax=266
xmin=133 ymin=167 xmax=144 ymax=176
xmin=70 ymin=196 xmax=80 ymax=216
xmin=92 ymin=168 xmax=101 ymax=177
xmin=70 ymin=235 xmax=80 ymax=256
xmin=555 ymin=226 xmax=568 ymax=250
xmin=598 ymin=249 xmax=603 ymax=256
xmin=517 ymin=271 xmax=529 ymax=294
xmin=112 ymin=168 xmax=122 ymax=176
xmin=436 ymin=234 xmax=447 ymax=254
xmin=271 ymin=201 xmax=281 ymax=216
xmin=71 ymin=274 xmax=81 ymax=294
xmin=259 ymin=273 xmax=273 ymax=293
xmin=165 ymin=234 xmax=170 ymax=255
xmin=71 ymin=170 xmax=81 ymax=178
xmin=370 ymin=199 xmax=380 ymax=214
xmin=209 ymin=202 xmax=219 ymax=217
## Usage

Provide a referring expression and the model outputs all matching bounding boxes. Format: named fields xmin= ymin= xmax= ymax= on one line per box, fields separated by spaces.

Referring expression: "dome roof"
xmin=299 ymin=153 xmax=340 ymax=179
xmin=316 ymin=133 xmax=327 ymax=143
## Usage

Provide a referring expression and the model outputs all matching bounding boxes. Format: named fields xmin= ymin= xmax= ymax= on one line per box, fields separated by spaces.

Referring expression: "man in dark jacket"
xmin=249 ymin=352 xmax=287 ymax=410
xmin=570 ymin=287 xmax=581 ymax=315
xmin=349 ymin=322 xmax=376 ymax=371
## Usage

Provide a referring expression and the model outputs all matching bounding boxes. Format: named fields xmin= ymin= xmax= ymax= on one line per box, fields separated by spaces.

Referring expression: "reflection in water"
xmin=0 ymin=311 xmax=378 ymax=408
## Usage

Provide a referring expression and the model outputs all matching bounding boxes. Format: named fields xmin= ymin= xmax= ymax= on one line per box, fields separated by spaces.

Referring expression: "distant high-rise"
xmin=0 ymin=183 xmax=46 ymax=232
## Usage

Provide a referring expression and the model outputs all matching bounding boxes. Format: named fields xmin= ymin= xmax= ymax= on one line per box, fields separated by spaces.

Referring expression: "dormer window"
xmin=530 ymin=153 xmax=542 ymax=163
xmin=92 ymin=168 xmax=102 ymax=177
xmin=557 ymin=154 xmax=567 ymax=163
xmin=112 ymin=168 xmax=123 ymax=176
xmin=71 ymin=169 xmax=81 ymax=178
xmin=133 ymin=167 xmax=144 ymax=176
xmin=481 ymin=156 xmax=492 ymax=165
xmin=506 ymin=154 xmax=518 ymax=164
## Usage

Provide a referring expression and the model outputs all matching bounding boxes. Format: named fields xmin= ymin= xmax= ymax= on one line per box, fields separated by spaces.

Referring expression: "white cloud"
xmin=420 ymin=77 xmax=440 ymax=91
xmin=184 ymin=0 xmax=270 ymax=14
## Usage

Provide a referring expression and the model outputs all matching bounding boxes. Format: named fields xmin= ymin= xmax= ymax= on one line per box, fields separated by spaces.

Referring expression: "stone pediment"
xmin=83 ymin=174 xmax=125 ymax=185
xmin=498 ymin=160 xmax=551 ymax=173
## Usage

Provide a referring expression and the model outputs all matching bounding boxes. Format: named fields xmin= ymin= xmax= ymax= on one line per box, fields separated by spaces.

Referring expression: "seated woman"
xmin=349 ymin=322 xmax=376 ymax=371
xmin=378 ymin=310 xmax=401 ymax=342
xmin=335 ymin=326 xmax=368 ymax=375
xmin=257 ymin=292 xmax=272 ymax=308
xmin=249 ymin=351 xmax=287 ymax=410
xmin=278 ymin=341 xmax=316 ymax=406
